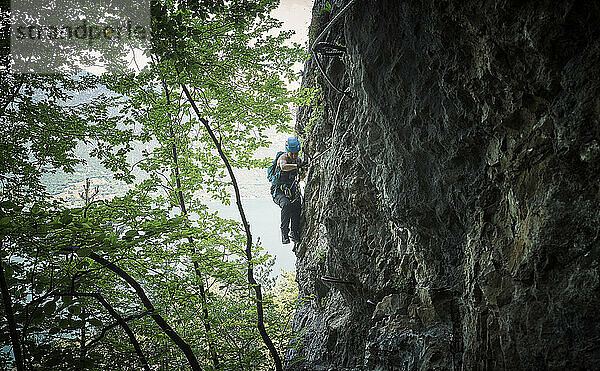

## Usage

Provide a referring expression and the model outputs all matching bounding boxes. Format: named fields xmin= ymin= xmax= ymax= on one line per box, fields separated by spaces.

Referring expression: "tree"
xmin=1 ymin=0 xmax=303 ymax=369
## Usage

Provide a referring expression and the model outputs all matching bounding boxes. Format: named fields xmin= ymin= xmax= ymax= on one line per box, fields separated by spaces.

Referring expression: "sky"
xmin=273 ymin=0 xmax=313 ymax=46
xmin=76 ymin=0 xmax=313 ymax=75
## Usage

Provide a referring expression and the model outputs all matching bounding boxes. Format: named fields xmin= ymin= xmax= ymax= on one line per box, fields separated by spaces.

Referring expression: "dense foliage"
xmin=0 ymin=0 xmax=303 ymax=369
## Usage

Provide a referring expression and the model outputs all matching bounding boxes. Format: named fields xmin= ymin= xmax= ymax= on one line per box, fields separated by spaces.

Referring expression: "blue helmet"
xmin=286 ymin=137 xmax=301 ymax=153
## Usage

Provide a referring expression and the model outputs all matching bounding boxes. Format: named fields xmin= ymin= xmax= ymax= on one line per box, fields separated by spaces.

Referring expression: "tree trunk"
xmin=0 ymin=254 xmax=25 ymax=371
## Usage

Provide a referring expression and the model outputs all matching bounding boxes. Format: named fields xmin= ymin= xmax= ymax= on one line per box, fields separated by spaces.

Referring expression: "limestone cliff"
xmin=286 ymin=0 xmax=600 ymax=369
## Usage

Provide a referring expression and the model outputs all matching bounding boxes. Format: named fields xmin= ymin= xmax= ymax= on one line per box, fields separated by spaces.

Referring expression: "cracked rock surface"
xmin=285 ymin=0 xmax=600 ymax=369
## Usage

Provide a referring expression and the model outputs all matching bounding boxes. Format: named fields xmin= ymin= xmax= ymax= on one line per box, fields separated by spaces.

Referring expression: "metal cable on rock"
xmin=310 ymin=0 xmax=357 ymax=97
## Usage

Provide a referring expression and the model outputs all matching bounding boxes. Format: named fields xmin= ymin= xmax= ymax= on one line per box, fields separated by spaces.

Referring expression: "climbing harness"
xmin=283 ymin=184 xmax=293 ymax=199
xmin=273 ymin=179 xmax=300 ymax=202
xmin=288 ymin=179 xmax=301 ymax=203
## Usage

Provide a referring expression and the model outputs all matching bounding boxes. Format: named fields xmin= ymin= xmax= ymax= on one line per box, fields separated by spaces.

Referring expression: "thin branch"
xmin=86 ymin=251 xmax=201 ymax=370
xmin=129 ymin=44 xmax=142 ymax=73
xmin=155 ymin=171 xmax=175 ymax=191
xmin=0 ymin=75 xmax=25 ymax=118
xmin=181 ymin=82 xmax=283 ymax=370
xmin=83 ymin=199 xmax=105 ymax=219
xmin=55 ymin=292 xmax=151 ymax=371
xmin=161 ymin=78 xmax=220 ymax=369
xmin=84 ymin=310 xmax=152 ymax=350
xmin=136 ymin=83 xmax=158 ymax=106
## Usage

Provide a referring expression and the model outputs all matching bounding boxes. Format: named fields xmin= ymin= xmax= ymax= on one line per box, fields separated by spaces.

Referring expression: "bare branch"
xmin=54 ymin=291 xmax=151 ymax=371
xmin=84 ymin=310 xmax=152 ymax=351
xmin=0 ymin=74 xmax=25 ymax=118
xmin=86 ymin=251 xmax=201 ymax=370
xmin=181 ymin=82 xmax=283 ymax=370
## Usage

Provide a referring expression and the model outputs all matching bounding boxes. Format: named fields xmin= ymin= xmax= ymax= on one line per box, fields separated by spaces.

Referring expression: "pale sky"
xmin=85 ymin=0 xmax=314 ymax=74
xmin=272 ymin=0 xmax=313 ymax=47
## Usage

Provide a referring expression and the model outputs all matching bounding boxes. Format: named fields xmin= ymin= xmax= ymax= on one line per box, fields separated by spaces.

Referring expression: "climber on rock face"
xmin=272 ymin=137 xmax=309 ymax=244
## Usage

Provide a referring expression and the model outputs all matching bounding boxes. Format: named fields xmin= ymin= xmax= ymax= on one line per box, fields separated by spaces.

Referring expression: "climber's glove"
xmin=298 ymin=160 xmax=310 ymax=169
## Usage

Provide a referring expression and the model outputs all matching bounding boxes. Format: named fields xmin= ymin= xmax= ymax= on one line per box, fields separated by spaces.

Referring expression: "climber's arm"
xmin=278 ymin=154 xmax=298 ymax=171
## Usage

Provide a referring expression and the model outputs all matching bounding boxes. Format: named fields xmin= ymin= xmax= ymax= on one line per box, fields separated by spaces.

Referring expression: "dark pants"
xmin=273 ymin=186 xmax=301 ymax=238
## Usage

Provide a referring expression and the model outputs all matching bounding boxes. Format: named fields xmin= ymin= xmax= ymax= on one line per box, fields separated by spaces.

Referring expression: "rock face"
xmin=286 ymin=0 xmax=600 ymax=369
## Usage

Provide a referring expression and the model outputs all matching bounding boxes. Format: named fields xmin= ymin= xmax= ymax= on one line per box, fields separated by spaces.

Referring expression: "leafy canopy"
xmin=0 ymin=0 xmax=304 ymax=369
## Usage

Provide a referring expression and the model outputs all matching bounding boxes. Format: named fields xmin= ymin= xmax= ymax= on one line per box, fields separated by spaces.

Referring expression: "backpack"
xmin=267 ymin=151 xmax=285 ymax=185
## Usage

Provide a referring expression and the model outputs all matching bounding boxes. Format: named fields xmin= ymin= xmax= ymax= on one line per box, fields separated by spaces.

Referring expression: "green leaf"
xmin=0 ymin=216 xmax=12 ymax=226
xmin=51 ymin=216 xmax=61 ymax=226
xmin=3 ymin=264 xmax=14 ymax=278
xmin=31 ymin=314 xmax=45 ymax=325
xmin=60 ymin=213 xmax=73 ymax=225
xmin=49 ymin=327 xmax=61 ymax=335
xmin=44 ymin=301 xmax=57 ymax=315
xmin=0 ymin=201 xmax=14 ymax=210
xmin=47 ymin=350 xmax=63 ymax=367
xmin=79 ymin=311 xmax=90 ymax=319
xmin=68 ymin=305 xmax=82 ymax=316
xmin=31 ymin=204 xmax=41 ymax=214
xmin=60 ymin=318 xmax=70 ymax=328
xmin=88 ymin=318 xmax=103 ymax=327
xmin=109 ymin=233 xmax=118 ymax=244
xmin=77 ymin=248 xmax=92 ymax=257
xmin=124 ymin=229 xmax=138 ymax=238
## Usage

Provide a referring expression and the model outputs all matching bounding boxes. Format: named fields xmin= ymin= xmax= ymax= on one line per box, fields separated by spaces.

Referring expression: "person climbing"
xmin=270 ymin=137 xmax=309 ymax=244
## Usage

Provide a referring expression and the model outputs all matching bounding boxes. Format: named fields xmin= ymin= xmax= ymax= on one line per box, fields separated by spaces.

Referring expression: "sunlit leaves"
xmin=0 ymin=0 xmax=303 ymax=369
